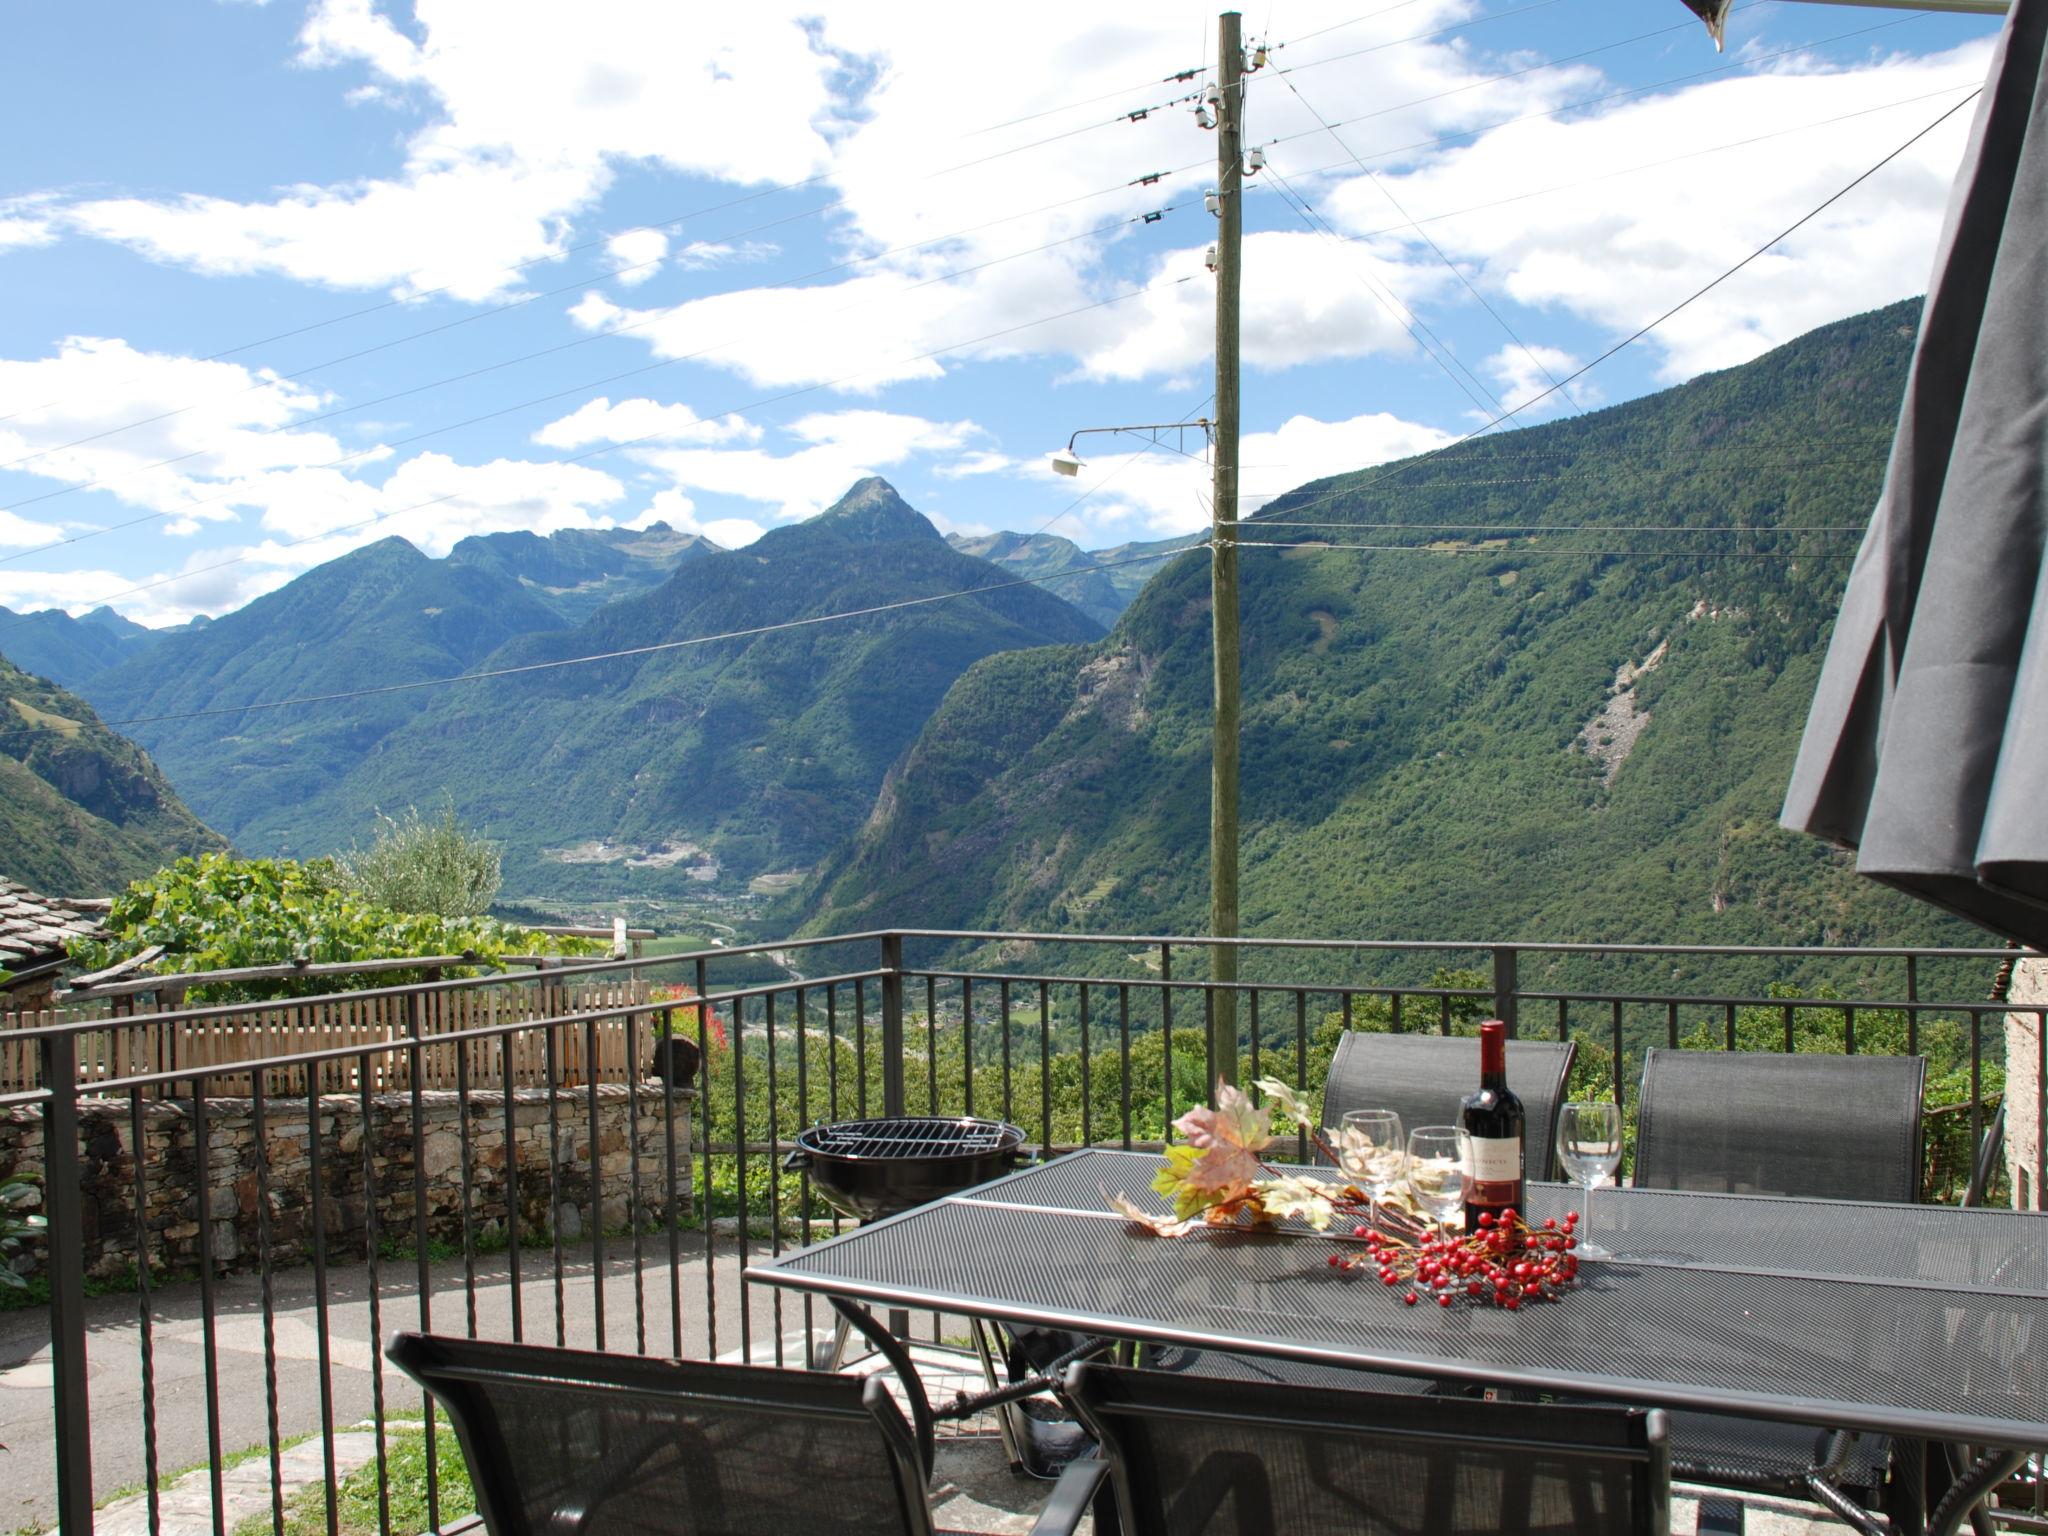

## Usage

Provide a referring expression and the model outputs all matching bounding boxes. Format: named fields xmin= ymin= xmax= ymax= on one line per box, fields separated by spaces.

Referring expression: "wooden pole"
xmin=1209 ymin=11 xmax=1245 ymax=1092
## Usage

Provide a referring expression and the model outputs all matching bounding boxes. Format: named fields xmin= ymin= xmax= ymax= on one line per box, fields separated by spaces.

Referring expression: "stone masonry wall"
xmin=2006 ymin=957 xmax=2046 ymax=1211
xmin=0 ymin=1082 xmax=696 ymax=1283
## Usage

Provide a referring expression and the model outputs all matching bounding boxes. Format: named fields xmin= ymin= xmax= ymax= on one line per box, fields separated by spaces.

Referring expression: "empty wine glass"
xmin=1338 ymin=1109 xmax=1404 ymax=1229
xmin=1556 ymin=1101 xmax=1624 ymax=1259
xmin=1405 ymin=1126 xmax=1466 ymax=1240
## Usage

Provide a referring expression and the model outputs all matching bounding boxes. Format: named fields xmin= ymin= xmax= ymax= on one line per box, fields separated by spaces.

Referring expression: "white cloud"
xmin=0 ymin=336 xmax=350 ymax=526
xmin=605 ymin=227 xmax=667 ymax=286
xmin=0 ymin=196 xmax=59 ymax=254
xmin=533 ymin=395 xmax=761 ymax=449
xmin=935 ymin=450 xmax=1012 ymax=479
xmin=1334 ymin=41 xmax=1991 ymax=380
xmin=1483 ymin=343 xmax=1596 ymax=419
xmin=68 ymin=2 xmax=846 ymax=300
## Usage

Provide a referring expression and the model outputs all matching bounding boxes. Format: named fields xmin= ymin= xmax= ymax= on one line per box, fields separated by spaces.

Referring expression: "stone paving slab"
xmin=66 ymin=1429 xmax=379 ymax=1536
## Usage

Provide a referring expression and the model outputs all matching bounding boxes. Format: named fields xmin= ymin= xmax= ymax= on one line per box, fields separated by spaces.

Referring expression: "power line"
xmin=1258 ymin=162 xmax=1509 ymax=415
xmin=1233 ymin=539 xmax=1858 ymax=560
xmin=1334 ymin=80 xmax=1983 ymax=243
xmin=100 ymin=546 xmax=1191 ymax=728
xmin=1272 ymin=67 xmax=1584 ymax=415
xmin=0 ymin=275 xmax=1194 ymax=632
xmin=0 ymin=75 xmax=1206 ymax=434
xmin=1227 ymin=88 xmax=1976 ymax=535
xmin=0 ymin=201 xmax=1191 ymax=557
xmin=1239 ymin=519 xmax=1869 ymax=533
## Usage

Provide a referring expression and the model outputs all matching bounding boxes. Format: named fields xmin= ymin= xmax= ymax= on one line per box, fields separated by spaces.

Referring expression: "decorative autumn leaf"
xmin=1257 ymin=1174 xmax=1339 ymax=1231
xmin=1102 ymin=1186 xmax=1207 ymax=1237
xmin=1173 ymin=1081 xmax=1272 ymax=1152
xmin=1255 ymin=1076 xmax=1317 ymax=1132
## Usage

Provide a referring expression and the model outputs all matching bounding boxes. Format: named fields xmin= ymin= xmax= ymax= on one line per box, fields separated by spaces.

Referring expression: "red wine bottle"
xmin=1461 ymin=1019 xmax=1525 ymax=1234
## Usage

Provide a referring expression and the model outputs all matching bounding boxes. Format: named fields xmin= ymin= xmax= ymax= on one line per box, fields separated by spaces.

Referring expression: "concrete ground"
xmin=0 ymin=1245 xmax=1869 ymax=1535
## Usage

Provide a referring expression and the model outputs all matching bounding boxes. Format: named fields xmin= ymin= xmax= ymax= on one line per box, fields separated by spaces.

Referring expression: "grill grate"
xmin=802 ymin=1116 xmax=1018 ymax=1160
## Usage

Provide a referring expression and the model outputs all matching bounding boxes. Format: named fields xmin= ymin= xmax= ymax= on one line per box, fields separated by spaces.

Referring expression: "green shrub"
xmin=333 ymin=805 xmax=501 ymax=919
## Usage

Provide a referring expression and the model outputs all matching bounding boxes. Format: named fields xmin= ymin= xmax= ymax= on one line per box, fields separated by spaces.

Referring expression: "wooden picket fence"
xmin=0 ymin=978 xmax=669 ymax=1097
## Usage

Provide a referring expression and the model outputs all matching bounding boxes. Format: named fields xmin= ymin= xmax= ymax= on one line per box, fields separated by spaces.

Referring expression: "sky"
xmin=0 ymin=0 xmax=2006 ymax=627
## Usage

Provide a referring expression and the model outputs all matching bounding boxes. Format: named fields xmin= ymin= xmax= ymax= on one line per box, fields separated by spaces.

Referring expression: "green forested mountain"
xmin=83 ymin=537 xmax=573 ymax=847
xmin=0 ymin=656 xmax=229 ymax=894
xmin=799 ymin=301 xmax=1974 ymax=981
xmin=946 ymin=529 xmax=1200 ymax=629
xmin=314 ymin=478 xmax=1104 ymax=901
xmin=446 ymin=521 xmax=717 ymax=622
xmin=0 ymin=604 xmax=157 ymax=691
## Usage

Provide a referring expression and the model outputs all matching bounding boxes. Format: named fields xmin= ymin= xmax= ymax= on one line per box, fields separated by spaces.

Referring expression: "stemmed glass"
xmin=1338 ymin=1109 xmax=1404 ymax=1229
xmin=1405 ymin=1126 xmax=1466 ymax=1240
xmin=1556 ymin=1101 xmax=1624 ymax=1259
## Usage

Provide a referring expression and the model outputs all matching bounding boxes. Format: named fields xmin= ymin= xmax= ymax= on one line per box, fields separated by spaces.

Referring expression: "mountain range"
xmin=49 ymin=481 xmax=1106 ymax=902
xmin=797 ymin=299 xmax=1971 ymax=979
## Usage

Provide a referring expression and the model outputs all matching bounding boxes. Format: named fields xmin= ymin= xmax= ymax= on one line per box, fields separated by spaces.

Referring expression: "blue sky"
xmin=0 ymin=0 xmax=2005 ymax=625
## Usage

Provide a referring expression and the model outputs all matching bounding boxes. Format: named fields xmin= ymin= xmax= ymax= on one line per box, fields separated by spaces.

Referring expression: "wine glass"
xmin=1556 ymin=1101 xmax=1624 ymax=1259
xmin=1338 ymin=1109 xmax=1404 ymax=1229
xmin=1405 ymin=1126 xmax=1466 ymax=1240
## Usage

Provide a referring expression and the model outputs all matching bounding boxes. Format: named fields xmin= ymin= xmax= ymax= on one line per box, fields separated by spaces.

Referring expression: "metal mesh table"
xmin=752 ymin=1148 xmax=2048 ymax=1452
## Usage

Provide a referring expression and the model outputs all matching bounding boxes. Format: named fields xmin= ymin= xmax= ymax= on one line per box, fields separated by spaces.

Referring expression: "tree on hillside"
xmin=335 ymin=804 xmax=501 ymax=919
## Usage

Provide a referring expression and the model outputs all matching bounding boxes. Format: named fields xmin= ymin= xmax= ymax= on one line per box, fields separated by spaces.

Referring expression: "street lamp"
xmin=1047 ymin=419 xmax=1213 ymax=480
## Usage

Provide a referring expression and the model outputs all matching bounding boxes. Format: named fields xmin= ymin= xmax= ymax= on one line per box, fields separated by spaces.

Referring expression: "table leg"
xmin=1927 ymin=1446 xmax=2028 ymax=1536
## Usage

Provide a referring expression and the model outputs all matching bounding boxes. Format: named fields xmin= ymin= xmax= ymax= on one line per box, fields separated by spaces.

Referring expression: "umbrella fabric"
xmin=1781 ymin=0 xmax=2048 ymax=946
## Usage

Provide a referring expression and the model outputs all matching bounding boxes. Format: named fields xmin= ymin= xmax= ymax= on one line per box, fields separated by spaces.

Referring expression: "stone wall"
xmin=0 ymin=1082 xmax=695 ymax=1283
xmin=2006 ymin=957 xmax=2046 ymax=1210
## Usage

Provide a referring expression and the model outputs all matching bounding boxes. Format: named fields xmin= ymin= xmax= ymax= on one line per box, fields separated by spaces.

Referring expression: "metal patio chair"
xmin=1628 ymin=1048 xmax=1930 ymax=1535
xmin=1065 ymin=1360 xmax=1671 ymax=1535
xmin=1321 ymin=1029 xmax=1580 ymax=1180
xmin=387 ymin=1331 xmax=1099 ymax=1536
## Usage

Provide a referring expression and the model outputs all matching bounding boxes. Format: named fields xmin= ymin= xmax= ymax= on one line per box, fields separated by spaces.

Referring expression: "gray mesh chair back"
xmin=1321 ymin=1031 xmax=1578 ymax=1179
xmin=387 ymin=1332 xmax=939 ymax=1536
xmin=1068 ymin=1361 xmax=1669 ymax=1536
xmin=1632 ymin=1048 xmax=1927 ymax=1202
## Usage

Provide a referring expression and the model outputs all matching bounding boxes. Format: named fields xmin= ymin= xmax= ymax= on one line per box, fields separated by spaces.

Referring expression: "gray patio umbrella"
xmin=1781 ymin=0 xmax=2048 ymax=945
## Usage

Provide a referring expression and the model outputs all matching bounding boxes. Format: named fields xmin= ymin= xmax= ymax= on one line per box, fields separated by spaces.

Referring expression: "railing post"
xmin=42 ymin=1029 xmax=94 ymax=1533
xmin=880 ymin=934 xmax=906 ymax=1119
xmin=1492 ymin=945 xmax=1520 ymax=1038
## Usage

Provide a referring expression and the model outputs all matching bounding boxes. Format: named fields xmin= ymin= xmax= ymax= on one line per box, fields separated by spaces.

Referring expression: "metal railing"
xmin=8 ymin=928 xmax=2038 ymax=1535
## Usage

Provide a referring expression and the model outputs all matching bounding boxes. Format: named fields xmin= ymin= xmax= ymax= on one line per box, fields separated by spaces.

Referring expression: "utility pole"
xmin=1209 ymin=10 xmax=1244 ymax=1090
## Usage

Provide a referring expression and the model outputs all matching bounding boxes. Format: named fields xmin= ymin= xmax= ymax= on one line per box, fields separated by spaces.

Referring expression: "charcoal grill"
xmin=786 ymin=1114 xmax=1027 ymax=1222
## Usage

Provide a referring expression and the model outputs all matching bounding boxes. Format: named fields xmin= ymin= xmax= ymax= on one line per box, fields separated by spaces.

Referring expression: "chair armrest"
xmin=1028 ymin=1457 xmax=1112 ymax=1536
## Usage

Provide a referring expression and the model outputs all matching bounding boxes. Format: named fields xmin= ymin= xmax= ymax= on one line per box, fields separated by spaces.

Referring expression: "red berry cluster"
xmin=1326 ymin=1209 xmax=1581 ymax=1309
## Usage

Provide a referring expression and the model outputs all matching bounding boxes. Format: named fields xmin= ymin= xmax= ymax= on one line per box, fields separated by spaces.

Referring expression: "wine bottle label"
xmin=1464 ymin=1135 xmax=1522 ymax=1204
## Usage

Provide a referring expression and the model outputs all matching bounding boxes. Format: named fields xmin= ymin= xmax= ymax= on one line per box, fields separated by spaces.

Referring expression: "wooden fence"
xmin=0 ymin=978 xmax=669 ymax=1097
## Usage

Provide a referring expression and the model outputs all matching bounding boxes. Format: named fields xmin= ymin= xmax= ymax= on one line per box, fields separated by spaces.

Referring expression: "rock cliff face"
xmin=0 ymin=656 xmax=228 ymax=896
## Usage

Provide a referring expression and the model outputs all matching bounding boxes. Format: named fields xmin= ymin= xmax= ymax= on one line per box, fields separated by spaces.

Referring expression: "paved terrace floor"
xmin=0 ymin=1238 xmax=1867 ymax=1535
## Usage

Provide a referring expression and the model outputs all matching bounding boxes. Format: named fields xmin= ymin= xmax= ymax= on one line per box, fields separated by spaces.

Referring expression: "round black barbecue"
xmin=785 ymin=1115 xmax=1027 ymax=1222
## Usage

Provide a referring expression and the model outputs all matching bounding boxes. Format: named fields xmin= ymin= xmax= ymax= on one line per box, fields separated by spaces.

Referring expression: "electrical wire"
xmin=1232 ymin=539 xmax=1859 ymax=560
xmin=1227 ymin=88 xmax=1977 ymax=535
xmin=1259 ymin=163 xmax=1509 ymax=415
xmin=1334 ymin=80 xmax=1984 ymax=243
xmin=2 ymin=4 xmax=1905 ymax=507
xmin=0 ymin=276 xmax=1195 ymax=632
xmin=101 ymin=545 xmax=1193 ymax=728
xmin=0 ymin=200 xmax=1192 ymax=557
xmin=1271 ymin=67 xmax=1585 ymax=415
xmin=0 ymin=78 xmax=1206 ymax=434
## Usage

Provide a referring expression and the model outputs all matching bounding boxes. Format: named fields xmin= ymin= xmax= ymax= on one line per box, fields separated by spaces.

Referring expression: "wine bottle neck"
xmin=1479 ymin=1019 xmax=1507 ymax=1085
